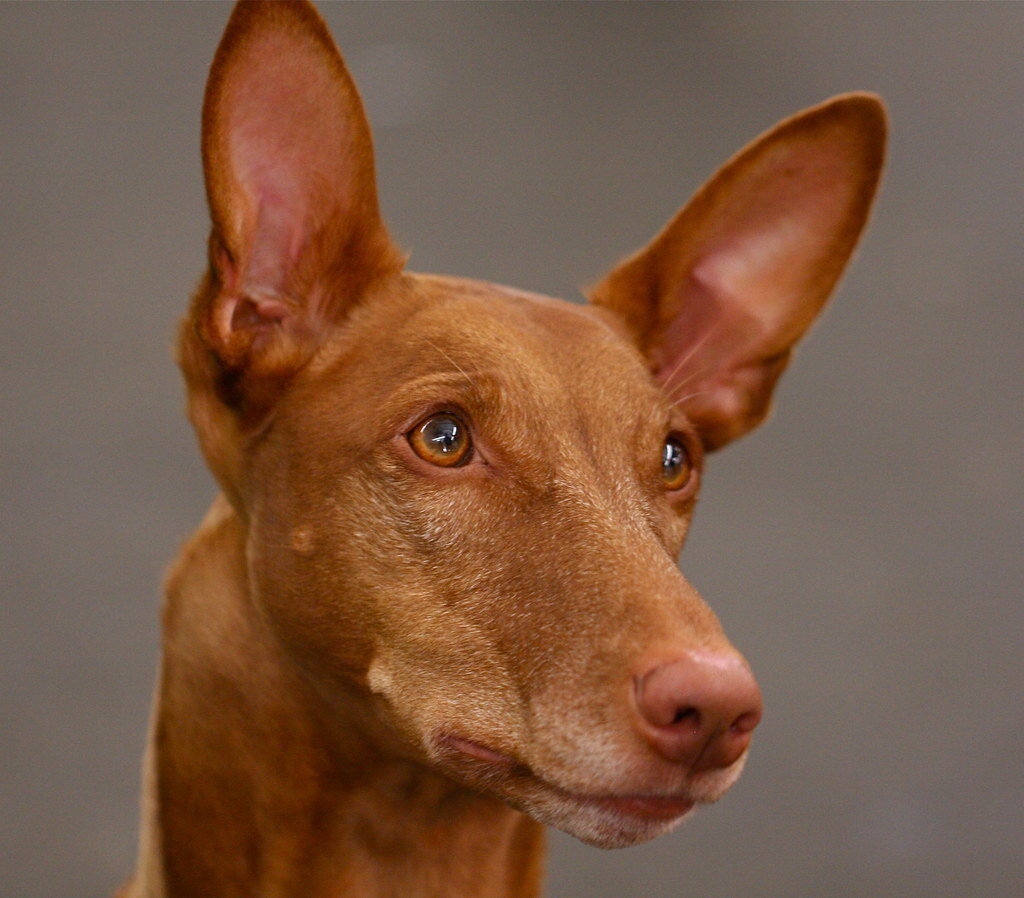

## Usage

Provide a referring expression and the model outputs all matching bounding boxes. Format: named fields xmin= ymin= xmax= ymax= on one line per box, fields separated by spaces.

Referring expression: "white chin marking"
xmin=516 ymin=750 xmax=750 ymax=847
xmin=513 ymin=791 xmax=698 ymax=849
xmin=565 ymin=804 xmax=696 ymax=850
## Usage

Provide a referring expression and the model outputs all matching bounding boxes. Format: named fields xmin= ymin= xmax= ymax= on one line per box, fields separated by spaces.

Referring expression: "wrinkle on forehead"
xmin=399 ymin=275 xmax=669 ymax=425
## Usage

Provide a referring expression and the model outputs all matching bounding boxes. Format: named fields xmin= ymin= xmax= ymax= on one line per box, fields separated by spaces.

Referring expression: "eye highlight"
xmin=409 ymin=413 xmax=472 ymax=467
xmin=661 ymin=436 xmax=693 ymax=491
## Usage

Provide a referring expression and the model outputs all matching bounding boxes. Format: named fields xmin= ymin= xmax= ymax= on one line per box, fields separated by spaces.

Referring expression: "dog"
xmin=120 ymin=1 xmax=885 ymax=895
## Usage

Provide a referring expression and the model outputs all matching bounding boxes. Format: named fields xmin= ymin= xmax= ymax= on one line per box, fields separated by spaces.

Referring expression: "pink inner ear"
xmin=213 ymin=27 xmax=369 ymax=301
xmin=237 ymin=193 xmax=303 ymax=300
xmin=653 ymin=139 xmax=865 ymax=400
xmin=686 ymin=140 xmax=864 ymax=343
xmin=652 ymin=271 xmax=766 ymax=404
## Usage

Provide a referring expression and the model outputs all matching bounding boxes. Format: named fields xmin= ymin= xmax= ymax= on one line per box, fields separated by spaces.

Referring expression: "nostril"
xmin=670 ymin=706 xmax=701 ymax=731
xmin=730 ymin=709 xmax=760 ymax=736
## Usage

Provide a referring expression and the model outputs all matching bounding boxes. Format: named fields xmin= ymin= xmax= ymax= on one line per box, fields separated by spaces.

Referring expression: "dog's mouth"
xmin=434 ymin=733 xmax=697 ymax=833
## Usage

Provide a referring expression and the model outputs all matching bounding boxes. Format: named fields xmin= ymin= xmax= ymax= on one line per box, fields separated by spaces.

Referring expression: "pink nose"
xmin=633 ymin=650 xmax=762 ymax=772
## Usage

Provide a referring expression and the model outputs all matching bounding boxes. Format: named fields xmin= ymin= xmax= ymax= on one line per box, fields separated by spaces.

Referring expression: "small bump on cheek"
xmin=290 ymin=525 xmax=316 ymax=555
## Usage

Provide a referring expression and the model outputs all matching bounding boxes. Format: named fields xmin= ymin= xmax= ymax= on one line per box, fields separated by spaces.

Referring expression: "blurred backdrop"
xmin=2 ymin=3 xmax=1022 ymax=896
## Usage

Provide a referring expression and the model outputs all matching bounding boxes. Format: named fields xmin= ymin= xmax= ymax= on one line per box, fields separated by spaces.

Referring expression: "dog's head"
xmin=180 ymin=1 xmax=884 ymax=847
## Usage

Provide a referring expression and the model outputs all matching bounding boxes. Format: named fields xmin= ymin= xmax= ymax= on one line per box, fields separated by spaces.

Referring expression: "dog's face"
xmin=245 ymin=276 xmax=715 ymax=846
xmin=181 ymin=1 xmax=884 ymax=847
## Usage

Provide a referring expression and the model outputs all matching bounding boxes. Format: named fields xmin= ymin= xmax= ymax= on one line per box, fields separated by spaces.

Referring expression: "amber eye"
xmin=409 ymin=413 xmax=472 ymax=467
xmin=661 ymin=437 xmax=693 ymax=490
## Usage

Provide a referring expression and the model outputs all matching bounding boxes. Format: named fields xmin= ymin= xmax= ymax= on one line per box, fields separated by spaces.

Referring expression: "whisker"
xmin=669 ymin=387 xmax=714 ymax=406
xmin=666 ymin=356 xmax=717 ymax=401
xmin=658 ymin=324 xmax=718 ymax=396
xmin=664 ymin=364 xmax=701 ymax=399
xmin=424 ymin=337 xmax=476 ymax=391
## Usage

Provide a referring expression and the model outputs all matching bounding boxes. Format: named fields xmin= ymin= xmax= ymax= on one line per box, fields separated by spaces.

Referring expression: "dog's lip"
xmin=435 ymin=733 xmax=696 ymax=822
xmin=438 ymin=734 xmax=518 ymax=768
xmin=569 ymin=792 xmax=696 ymax=821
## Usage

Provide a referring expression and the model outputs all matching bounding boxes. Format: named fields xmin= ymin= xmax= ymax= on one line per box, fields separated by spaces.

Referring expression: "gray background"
xmin=3 ymin=2 xmax=1022 ymax=896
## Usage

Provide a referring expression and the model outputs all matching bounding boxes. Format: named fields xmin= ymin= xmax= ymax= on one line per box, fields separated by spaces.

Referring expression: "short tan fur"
xmin=121 ymin=2 xmax=885 ymax=895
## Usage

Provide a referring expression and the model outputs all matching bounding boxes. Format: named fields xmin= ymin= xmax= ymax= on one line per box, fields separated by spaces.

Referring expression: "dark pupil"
xmin=663 ymin=439 xmax=684 ymax=475
xmin=424 ymin=416 xmax=462 ymax=454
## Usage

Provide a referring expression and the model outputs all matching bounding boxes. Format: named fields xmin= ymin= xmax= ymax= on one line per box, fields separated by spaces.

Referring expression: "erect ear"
xmin=195 ymin=0 xmax=402 ymax=411
xmin=590 ymin=93 xmax=886 ymax=451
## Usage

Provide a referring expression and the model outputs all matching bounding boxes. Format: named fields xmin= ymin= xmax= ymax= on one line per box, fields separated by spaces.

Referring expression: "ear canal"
xmin=590 ymin=93 xmax=886 ymax=451
xmin=198 ymin=0 xmax=401 ymax=373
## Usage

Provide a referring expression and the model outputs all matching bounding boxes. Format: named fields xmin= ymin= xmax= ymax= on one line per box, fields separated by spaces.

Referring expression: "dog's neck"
xmin=130 ymin=496 xmax=545 ymax=898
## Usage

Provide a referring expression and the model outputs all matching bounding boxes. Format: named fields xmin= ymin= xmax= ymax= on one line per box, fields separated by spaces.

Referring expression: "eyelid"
xmin=397 ymin=402 xmax=472 ymax=438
